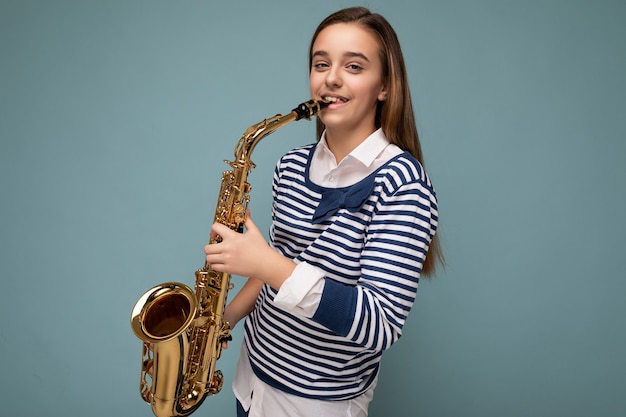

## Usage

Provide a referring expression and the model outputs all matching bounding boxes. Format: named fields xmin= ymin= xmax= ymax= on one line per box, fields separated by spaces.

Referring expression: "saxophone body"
xmin=130 ymin=99 xmax=329 ymax=417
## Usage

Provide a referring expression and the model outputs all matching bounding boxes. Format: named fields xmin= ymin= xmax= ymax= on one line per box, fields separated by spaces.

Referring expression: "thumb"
xmin=244 ymin=210 xmax=259 ymax=234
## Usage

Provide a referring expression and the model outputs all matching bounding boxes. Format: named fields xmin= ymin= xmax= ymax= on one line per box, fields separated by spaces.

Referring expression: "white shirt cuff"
xmin=273 ymin=261 xmax=325 ymax=317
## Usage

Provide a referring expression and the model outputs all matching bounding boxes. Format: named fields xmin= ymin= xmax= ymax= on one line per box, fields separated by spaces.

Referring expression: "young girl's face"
xmin=310 ymin=23 xmax=387 ymax=139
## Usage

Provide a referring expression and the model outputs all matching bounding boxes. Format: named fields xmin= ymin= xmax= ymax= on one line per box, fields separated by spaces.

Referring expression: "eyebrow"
xmin=312 ymin=50 xmax=370 ymax=62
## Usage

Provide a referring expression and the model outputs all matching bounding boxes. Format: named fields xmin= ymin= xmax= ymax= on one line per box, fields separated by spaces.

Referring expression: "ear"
xmin=378 ymin=84 xmax=388 ymax=101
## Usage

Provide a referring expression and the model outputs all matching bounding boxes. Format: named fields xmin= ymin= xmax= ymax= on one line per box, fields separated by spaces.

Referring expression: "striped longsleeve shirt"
xmin=241 ymin=130 xmax=438 ymax=401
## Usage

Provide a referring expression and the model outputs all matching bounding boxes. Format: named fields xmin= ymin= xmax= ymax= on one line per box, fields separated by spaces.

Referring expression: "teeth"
xmin=323 ymin=96 xmax=345 ymax=103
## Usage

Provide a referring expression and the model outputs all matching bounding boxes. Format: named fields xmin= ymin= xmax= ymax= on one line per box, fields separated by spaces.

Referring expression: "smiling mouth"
xmin=323 ymin=96 xmax=348 ymax=103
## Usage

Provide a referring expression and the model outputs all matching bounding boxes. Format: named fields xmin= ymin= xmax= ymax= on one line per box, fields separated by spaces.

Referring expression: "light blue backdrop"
xmin=1 ymin=1 xmax=624 ymax=416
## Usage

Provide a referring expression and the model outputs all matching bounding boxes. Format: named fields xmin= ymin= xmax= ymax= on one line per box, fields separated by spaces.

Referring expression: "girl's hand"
xmin=204 ymin=212 xmax=296 ymax=290
xmin=204 ymin=212 xmax=269 ymax=278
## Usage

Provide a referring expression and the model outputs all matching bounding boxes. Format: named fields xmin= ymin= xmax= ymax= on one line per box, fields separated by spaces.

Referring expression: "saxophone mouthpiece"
xmin=318 ymin=98 xmax=332 ymax=109
xmin=292 ymin=99 xmax=331 ymax=121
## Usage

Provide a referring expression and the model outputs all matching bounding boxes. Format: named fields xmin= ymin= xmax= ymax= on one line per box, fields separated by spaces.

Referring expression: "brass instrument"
xmin=130 ymin=99 xmax=329 ymax=417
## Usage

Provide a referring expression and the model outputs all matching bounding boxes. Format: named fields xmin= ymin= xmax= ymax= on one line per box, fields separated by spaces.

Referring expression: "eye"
xmin=347 ymin=63 xmax=363 ymax=72
xmin=313 ymin=61 xmax=329 ymax=70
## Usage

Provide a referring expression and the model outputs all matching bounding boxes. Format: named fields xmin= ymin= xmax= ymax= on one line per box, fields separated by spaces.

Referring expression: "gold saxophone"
xmin=130 ymin=99 xmax=329 ymax=417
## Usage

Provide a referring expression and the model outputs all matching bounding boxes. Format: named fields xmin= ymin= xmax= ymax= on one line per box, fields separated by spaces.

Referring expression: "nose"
xmin=325 ymin=66 xmax=342 ymax=88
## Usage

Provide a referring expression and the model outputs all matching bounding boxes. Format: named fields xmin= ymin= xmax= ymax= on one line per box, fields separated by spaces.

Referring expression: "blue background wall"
xmin=1 ymin=1 xmax=624 ymax=416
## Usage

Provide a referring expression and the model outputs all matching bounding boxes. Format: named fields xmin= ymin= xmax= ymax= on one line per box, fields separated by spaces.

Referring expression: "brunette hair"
xmin=309 ymin=7 xmax=444 ymax=276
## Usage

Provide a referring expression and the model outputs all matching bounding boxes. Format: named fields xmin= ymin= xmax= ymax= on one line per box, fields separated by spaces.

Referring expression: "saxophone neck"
xmin=233 ymin=113 xmax=293 ymax=165
xmin=232 ymin=99 xmax=330 ymax=165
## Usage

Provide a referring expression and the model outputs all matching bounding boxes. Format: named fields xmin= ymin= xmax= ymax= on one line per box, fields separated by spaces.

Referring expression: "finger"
xmin=204 ymin=238 xmax=226 ymax=256
xmin=204 ymin=243 xmax=218 ymax=255
xmin=204 ymin=245 xmax=224 ymax=264
xmin=210 ymin=222 xmax=231 ymax=241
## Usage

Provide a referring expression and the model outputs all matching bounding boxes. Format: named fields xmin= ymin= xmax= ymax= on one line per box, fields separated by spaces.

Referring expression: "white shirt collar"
xmin=318 ymin=128 xmax=390 ymax=168
xmin=311 ymin=128 xmax=402 ymax=188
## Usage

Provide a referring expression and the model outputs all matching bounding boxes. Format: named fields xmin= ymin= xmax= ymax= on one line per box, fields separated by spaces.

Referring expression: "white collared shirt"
xmin=233 ymin=128 xmax=402 ymax=417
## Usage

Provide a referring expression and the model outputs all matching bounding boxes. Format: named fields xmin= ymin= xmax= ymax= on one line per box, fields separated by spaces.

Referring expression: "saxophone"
xmin=130 ymin=99 xmax=329 ymax=417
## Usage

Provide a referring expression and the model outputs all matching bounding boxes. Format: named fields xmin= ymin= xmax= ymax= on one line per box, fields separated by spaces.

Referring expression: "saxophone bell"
xmin=130 ymin=282 xmax=197 ymax=344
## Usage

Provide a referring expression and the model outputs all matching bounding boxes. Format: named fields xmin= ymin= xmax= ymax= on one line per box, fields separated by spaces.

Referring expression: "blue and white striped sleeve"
xmin=312 ymin=176 xmax=438 ymax=352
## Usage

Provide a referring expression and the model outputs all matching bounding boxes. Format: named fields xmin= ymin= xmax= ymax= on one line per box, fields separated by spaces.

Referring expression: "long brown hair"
xmin=309 ymin=7 xmax=444 ymax=276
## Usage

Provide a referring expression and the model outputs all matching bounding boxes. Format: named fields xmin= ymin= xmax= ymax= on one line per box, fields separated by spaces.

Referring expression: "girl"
xmin=204 ymin=6 xmax=443 ymax=417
